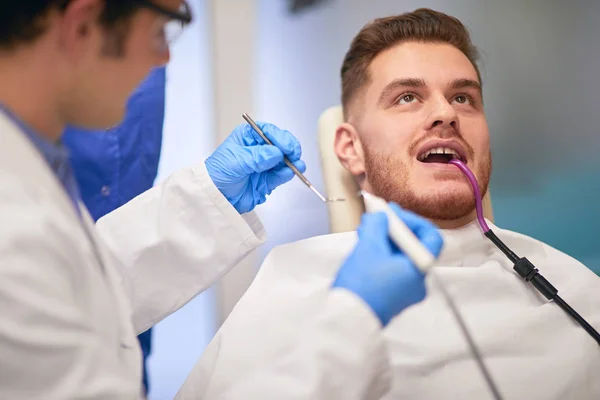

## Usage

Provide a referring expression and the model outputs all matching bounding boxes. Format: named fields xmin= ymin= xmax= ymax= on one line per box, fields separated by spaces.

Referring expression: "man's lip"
xmin=418 ymin=162 xmax=465 ymax=170
xmin=415 ymin=141 xmax=468 ymax=163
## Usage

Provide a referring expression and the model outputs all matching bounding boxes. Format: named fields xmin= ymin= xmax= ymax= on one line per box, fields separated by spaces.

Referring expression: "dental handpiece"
xmin=361 ymin=190 xmax=435 ymax=273
xmin=242 ymin=113 xmax=344 ymax=203
xmin=360 ymin=190 xmax=504 ymax=400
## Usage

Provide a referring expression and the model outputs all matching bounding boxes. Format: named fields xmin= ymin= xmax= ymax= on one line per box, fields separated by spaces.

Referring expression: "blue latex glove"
xmin=205 ymin=122 xmax=306 ymax=214
xmin=332 ymin=203 xmax=443 ymax=327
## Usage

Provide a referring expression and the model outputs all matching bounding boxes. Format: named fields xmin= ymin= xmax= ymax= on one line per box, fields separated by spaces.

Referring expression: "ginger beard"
xmin=363 ymin=142 xmax=492 ymax=221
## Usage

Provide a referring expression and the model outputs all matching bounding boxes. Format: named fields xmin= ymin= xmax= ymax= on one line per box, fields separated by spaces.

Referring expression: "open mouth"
xmin=417 ymin=147 xmax=466 ymax=164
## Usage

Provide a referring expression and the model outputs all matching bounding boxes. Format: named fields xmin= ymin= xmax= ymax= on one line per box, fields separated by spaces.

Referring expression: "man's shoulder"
xmin=268 ymin=231 xmax=357 ymax=258
xmin=492 ymin=223 xmax=599 ymax=284
xmin=493 ymin=223 xmax=574 ymax=258
xmin=254 ymin=231 xmax=358 ymax=280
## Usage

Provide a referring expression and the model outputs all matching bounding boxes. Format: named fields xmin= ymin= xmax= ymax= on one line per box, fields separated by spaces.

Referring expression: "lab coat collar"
xmin=0 ymin=104 xmax=69 ymax=173
xmin=0 ymin=104 xmax=81 ymax=213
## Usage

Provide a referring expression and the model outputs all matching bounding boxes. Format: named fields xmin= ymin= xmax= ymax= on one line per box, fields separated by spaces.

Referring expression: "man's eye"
xmin=453 ymin=95 xmax=471 ymax=105
xmin=397 ymin=94 xmax=416 ymax=104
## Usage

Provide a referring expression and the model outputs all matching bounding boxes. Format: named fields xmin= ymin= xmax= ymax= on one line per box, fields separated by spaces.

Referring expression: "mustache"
xmin=408 ymin=128 xmax=475 ymax=159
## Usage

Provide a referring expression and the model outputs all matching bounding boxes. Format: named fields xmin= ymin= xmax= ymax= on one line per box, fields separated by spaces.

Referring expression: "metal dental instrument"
xmin=242 ymin=113 xmax=345 ymax=203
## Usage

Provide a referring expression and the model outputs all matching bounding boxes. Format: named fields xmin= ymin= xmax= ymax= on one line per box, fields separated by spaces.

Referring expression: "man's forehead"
xmin=367 ymin=41 xmax=480 ymax=91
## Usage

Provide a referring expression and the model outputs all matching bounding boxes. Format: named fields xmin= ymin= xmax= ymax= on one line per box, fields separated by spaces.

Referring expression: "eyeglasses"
xmin=136 ymin=0 xmax=192 ymax=22
xmin=58 ymin=0 xmax=193 ymax=53
xmin=135 ymin=0 xmax=193 ymax=52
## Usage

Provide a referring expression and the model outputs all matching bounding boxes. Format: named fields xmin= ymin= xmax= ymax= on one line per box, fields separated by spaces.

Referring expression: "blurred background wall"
xmin=147 ymin=1 xmax=600 ymax=398
xmin=148 ymin=1 xmax=216 ymax=399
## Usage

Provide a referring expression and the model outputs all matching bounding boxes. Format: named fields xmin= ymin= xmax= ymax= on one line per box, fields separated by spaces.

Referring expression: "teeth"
xmin=418 ymin=147 xmax=460 ymax=161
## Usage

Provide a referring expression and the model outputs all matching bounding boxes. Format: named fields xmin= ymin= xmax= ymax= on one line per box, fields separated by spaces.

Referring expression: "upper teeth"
xmin=418 ymin=147 xmax=460 ymax=161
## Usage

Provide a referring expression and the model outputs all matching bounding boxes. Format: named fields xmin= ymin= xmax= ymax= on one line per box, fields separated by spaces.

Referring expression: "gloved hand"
xmin=205 ymin=122 xmax=306 ymax=214
xmin=332 ymin=203 xmax=443 ymax=327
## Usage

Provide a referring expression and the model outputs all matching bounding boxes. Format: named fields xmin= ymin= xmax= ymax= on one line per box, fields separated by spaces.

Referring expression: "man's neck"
xmin=432 ymin=209 xmax=478 ymax=230
xmin=0 ymin=47 xmax=65 ymax=142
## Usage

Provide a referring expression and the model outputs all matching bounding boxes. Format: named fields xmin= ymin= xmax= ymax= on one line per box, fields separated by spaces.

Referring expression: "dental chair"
xmin=317 ymin=105 xmax=494 ymax=233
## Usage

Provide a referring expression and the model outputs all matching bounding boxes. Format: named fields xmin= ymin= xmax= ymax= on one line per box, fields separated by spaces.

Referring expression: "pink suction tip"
xmin=448 ymin=159 xmax=490 ymax=233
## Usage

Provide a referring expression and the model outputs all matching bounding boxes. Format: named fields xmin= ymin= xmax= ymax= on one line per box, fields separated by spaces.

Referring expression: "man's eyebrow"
xmin=377 ymin=78 xmax=483 ymax=105
xmin=450 ymin=78 xmax=482 ymax=94
xmin=378 ymin=78 xmax=427 ymax=105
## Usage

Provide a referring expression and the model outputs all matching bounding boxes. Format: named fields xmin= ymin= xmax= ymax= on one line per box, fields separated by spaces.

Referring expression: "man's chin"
xmin=384 ymin=188 xmax=476 ymax=222
xmin=91 ymin=107 xmax=127 ymax=131
xmin=422 ymin=195 xmax=474 ymax=221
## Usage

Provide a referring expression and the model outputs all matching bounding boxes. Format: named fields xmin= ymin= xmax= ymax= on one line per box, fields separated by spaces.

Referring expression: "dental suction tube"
xmin=449 ymin=159 xmax=600 ymax=346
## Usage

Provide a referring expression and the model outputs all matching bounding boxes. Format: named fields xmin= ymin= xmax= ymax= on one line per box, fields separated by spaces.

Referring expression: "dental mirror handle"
xmin=361 ymin=191 xmax=435 ymax=273
xmin=242 ymin=113 xmax=328 ymax=202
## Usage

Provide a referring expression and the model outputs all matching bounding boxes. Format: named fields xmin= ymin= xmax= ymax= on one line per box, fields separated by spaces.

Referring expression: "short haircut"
xmin=340 ymin=8 xmax=482 ymax=119
xmin=0 ymin=1 xmax=139 ymax=51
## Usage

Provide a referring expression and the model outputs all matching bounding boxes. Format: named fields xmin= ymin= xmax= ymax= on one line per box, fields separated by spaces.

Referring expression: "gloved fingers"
xmin=420 ymin=229 xmax=443 ymax=258
xmin=244 ymin=122 xmax=302 ymax=162
xmin=254 ymin=194 xmax=267 ymax=207
xmin=384 ymin=256 xmax=428 ymax=299
xmin=239 ymin=145 xmax=285 ymax=174
xmin=392 ymin=254 xmax=428 ymax=281
xmin=386 ymin=202 xmax=436 ymax=231
xmin=388 ymin=203 xmax=444 ymax=257
xmin=265 ymin=160 xmax=307 ymax=190
xmin=230 ymin=122 xmax=267 ymax=147
xmin=262 ymin=123 xmax=302 ymax=162
xmin=400 ymin=262 xmax=427 ymax=301
xmin=251 ymin=172 xmax=271 ymax=197
xmin=278 ymin=159 xmax=306 ymax=174
xmin=356 ymin=211 xmax=393 ymax=256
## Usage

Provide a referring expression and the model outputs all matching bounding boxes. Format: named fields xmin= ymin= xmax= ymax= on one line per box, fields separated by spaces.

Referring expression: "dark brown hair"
xmin=0 ymin=1 xmax=138 ymax=53
xmin=340 ymin=8 xmax=482 ymax=118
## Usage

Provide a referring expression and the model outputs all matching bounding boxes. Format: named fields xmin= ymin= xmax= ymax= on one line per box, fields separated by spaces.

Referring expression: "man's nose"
xmin=426 ymin=95 xmax=459 ymax=131
xmin=156 ymin=48 xmax=171 ymax=66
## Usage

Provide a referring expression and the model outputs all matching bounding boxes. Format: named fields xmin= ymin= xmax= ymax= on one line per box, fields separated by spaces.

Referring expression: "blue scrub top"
xmin=62 ymin=66 xmax=166 ymax=395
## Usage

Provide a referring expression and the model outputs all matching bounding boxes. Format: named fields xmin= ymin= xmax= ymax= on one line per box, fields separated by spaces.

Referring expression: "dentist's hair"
xmin=0 ymin=1 xmax=138 ymax=53
xmin=340 ymin=8 xmax=482 ymax=119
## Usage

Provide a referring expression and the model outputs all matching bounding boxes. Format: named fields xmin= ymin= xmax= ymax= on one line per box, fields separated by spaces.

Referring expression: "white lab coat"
xmin=0 ymin=112 xmax=389 ymax=399
xmin=178 ymin=218 xmax=600 ymax=399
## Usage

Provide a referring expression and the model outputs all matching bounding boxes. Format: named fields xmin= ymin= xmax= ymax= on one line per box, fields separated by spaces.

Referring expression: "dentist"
xmin=0 ymin=1 xmax=442 ymax=399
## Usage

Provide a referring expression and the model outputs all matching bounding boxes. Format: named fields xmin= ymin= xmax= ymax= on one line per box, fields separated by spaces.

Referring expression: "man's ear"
xmin=58 ymin=0 xmax=104 ymax=56
xmin=334 ymin=122 xmax=366 ymax=176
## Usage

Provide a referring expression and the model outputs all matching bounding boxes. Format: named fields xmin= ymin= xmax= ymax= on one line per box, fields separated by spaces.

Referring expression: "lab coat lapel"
xmin=0 ymin=113 xmax=139 ymax=355
xmin=78 ymin=205 xmax=139 ymax=351
xmin=0 ymin=113 xmax=84 ymax=228
xmin=0 ymin=113 xmax=109 ymax=281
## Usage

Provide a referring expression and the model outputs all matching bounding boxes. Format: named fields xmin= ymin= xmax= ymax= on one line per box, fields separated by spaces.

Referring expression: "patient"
xmin=177 ymin=8 xmax=600 ymax=399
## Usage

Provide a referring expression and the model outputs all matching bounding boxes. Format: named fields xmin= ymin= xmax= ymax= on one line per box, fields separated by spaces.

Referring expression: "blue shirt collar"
xmin=0 ymin=104 xmax=81 ymax=214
